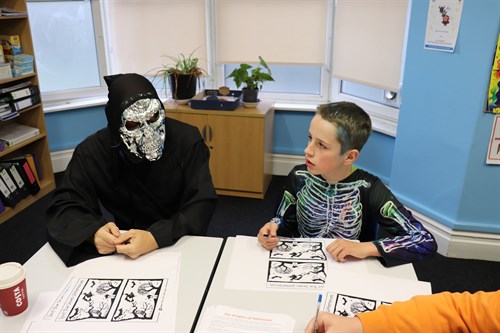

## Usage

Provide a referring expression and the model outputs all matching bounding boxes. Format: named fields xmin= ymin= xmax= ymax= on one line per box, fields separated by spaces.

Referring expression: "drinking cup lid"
xmin=0 ymin=262 xmax=25 ymax=289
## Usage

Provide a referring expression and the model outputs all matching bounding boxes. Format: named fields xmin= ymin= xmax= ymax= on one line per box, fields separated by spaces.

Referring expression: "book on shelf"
xmin=0 ymin=122 xmax=40 ymax=147
xmin=0 ymin=81 xmax=31 ymax=95
xmin=1 ymin=155 xmax=40 ymax=195
xmin=0 ymin=8 xmax=28 ymax=17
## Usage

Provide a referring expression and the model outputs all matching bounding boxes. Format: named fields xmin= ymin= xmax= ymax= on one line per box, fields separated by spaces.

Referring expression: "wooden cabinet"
xmin=165 ymin=101 xmax=274 ymax=199
xmin=0 ymin=0 xmax=56 ymax=223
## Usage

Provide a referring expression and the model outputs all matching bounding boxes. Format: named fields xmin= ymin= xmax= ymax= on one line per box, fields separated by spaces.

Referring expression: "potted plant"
xmin=156 ymin=50 xmax=205 ymax=103
xmin=226 ymin=56 xmax=274 ymax=104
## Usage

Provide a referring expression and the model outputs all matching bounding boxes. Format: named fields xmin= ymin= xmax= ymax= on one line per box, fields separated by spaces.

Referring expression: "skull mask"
xmin=119 ymin=98 xmax=165 ymax=161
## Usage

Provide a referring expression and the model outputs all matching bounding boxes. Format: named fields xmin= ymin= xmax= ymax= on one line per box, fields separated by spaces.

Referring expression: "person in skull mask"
xmin=46 ymin=73 xmax=217 ymax=266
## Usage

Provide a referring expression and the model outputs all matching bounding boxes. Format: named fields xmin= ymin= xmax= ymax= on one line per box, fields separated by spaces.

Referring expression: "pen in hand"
xmin=313 ymin=294 xmax=322 ymax=332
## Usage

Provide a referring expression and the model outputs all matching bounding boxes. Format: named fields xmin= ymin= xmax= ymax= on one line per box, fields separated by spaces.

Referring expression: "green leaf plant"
xmin=226 ymin=56 xmax=274 ymax=91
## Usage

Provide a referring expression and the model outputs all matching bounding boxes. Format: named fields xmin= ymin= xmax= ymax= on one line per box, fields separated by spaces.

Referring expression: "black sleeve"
xmin=46 ymin=142 xmax=108 ymax=266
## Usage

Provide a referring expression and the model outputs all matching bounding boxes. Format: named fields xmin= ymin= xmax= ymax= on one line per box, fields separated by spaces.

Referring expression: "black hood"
xmin=104 ymin=73 xmax=164 ymax=147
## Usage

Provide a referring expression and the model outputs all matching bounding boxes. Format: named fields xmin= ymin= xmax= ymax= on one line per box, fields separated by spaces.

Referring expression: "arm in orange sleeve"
xmin=356 ymin=290 xmax=500 ymax=333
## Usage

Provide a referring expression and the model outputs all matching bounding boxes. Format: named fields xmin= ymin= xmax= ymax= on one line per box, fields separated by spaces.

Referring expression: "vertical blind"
xmin=332 ymin=0 xmax=409 ymax=91
xmin=105 ymin=1 xmax=208 ymax=76
xmin=216 ymin=0 xmax=328 ymax=65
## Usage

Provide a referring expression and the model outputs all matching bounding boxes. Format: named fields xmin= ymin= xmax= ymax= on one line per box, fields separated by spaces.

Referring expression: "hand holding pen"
xmin=257 ymin=220 xmax=280 ymax=250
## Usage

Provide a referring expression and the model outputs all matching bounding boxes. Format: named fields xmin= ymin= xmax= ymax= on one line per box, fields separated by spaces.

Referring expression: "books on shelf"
xmin=0 ymin=122 xmax=40 ymax=147
xmin=0 ymin=84 xmax=40 ymax=120
xmin=0 ymin=8 xmax=28 ymax=17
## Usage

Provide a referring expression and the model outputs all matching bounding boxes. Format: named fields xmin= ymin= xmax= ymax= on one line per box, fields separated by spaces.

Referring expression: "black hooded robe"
xmin=46 ymin=73 xmax=217 ymax=266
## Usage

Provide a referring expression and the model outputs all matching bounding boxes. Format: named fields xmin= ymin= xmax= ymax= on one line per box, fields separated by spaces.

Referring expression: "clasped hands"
xmin=92 ymin=222 xmax=159 ymax=259
xmin=257 ymin=221 xmax=379 ymax=262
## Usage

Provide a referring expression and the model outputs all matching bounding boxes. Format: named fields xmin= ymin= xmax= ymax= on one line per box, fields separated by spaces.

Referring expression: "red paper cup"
xmin=0 ymin=262 xmax=28 ymax=316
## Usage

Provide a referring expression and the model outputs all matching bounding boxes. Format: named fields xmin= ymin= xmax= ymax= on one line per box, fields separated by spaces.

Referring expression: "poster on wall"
xmin=486 ymin=33 xmax=500 ymax=114
xmin=424 ymin=0 xmax=464 ymax=52
xmin=486 ymin=115 xmax=500 ymax=165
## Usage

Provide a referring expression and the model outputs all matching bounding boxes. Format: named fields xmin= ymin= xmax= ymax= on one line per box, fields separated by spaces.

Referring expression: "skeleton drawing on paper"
xmin=63 ymin=278 xmax=165 ymax=322
xmin=324 ymin=292 xmax=391 ymax=317
xmin=270 ymin=240 xmax=327 ymax=260
xmin=112 ymin=279 xmax=163 ymax=321
xmin=66 ymin=279 xmax=122 ymax=321
xmin=267 ymin=239 xmax=328 ymax=287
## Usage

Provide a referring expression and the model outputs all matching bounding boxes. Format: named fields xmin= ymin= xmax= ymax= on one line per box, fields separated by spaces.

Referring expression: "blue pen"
xmin=313 ymin=294 xmax=322 ymax=332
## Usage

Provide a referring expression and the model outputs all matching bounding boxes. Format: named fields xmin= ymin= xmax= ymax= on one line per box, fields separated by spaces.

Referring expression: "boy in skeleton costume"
xmin=47 ymin=73 xmax=217 ymax=266
xmin=258 ymin=102 xmax=436 ymax=267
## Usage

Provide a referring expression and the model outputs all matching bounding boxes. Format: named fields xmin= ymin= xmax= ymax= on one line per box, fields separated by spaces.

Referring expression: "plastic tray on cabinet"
xmin=190 ymin=89 xmax=242 ymax=111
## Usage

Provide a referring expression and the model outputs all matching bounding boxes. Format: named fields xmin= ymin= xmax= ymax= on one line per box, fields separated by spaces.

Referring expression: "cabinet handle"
xmin=208 ymin=126 xmax=213 ymax=149
xmin=202 ymin=125 xmax=207 ymax=141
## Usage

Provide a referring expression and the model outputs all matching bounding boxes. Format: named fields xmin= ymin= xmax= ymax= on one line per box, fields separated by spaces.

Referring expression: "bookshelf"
xmin=0 ymin=0 xmax=55 ymax=223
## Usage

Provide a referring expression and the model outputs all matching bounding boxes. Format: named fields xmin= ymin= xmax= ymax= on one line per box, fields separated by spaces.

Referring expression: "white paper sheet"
xmin=320 ymin=269 xmax=431 ymax=316
xmin=225 ymin=236 xmax=422 ymax=293
xmin=21 ymin=251 xmax=181 ymax=332
xmin=196 ymin=305 xmax=295 ymax=333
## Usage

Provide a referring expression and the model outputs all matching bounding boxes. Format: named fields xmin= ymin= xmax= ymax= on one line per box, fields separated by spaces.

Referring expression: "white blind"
xmin=332 ymin=0 xmax=409 ymax=91
xmin=216 ymin=0 xmax=328 ymax=65
xmin=105 ymin=1 xmax=207 ymax=76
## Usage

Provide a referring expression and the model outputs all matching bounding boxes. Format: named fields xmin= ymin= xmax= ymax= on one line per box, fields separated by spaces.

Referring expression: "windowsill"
xmin=42 ymin=97 xmax=108 ymax=113
xmin=42 ymin=97 xmax=397 ymax=137
xmin=272 ymin=102 xmax=318 ymax=112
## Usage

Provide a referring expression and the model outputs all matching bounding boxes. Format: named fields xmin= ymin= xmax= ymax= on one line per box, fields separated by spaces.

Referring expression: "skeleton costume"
xmin=47 ymin=73 xmax=217 ymax=266
xmin=274 ymin=164 xmax=437 ymax=267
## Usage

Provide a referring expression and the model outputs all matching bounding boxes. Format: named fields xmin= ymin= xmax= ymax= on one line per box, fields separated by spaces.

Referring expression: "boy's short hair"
xmin=317 ymin=101 xmax=372 ymax=154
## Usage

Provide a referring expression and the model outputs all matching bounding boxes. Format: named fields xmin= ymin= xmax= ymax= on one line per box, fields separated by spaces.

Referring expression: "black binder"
xmin=7 ymin=85 xmax=40 ymax=100
xmin=0 ymin=177 xmax=15 ymax=207
xmin=0 ymin=162 xmax=29 ymax=200
xmin=1 ymin=156 xmax=40 ymax=195
xmin=11 ymin=94 xmax=41 ymax=112
xmin=0 ymin=166 xmax=21 ymax=207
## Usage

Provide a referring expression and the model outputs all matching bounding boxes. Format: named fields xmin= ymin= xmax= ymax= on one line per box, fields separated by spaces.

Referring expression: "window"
xmin=27 ymin=0 xmax=108 ymax=110
xmin=29 ymin=0 xmax=408 ymax=135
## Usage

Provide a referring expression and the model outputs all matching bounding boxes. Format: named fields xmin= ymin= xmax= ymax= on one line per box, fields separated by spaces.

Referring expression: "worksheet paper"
xmin=195 ymin=305 xmax=295 ymax=332
xmin=320 ymin=269 xmax=431 ymax=316
xmin=21 ymin=251 xmax=181 ymax=332
xmin=225 ymin=236 xmax=429 ymax=297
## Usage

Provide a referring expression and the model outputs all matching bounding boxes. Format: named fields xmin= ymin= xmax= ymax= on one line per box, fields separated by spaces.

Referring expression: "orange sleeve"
xmin=356 ymin=290 xmax=500 ymax=333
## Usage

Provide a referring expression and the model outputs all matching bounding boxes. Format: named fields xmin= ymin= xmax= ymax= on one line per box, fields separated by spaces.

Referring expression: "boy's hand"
xmin=257 ymin=221 xmax=280 ymax=250
xmin=326 ymin=239 xmax=380 ymax=262
xmin=93 ymin=222 xmax=121 ymax=254
xmin=114 ymin=229 xmax=159 ymax=259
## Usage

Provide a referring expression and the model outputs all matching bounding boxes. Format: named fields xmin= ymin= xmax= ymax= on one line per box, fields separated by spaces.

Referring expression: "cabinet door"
xmin=208 ymin=114 xmax=264 ymax=193
xmin=167 ymin=113 xmax=208 ymax=144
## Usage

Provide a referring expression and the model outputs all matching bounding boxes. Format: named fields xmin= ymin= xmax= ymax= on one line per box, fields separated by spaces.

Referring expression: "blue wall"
xmin=45 ymin=106 xmax=106 ymax=151
xmin=44 ymin=1 xmax=499 ymax=234
xmin=390 ymin=0 xmax=500 ymax=233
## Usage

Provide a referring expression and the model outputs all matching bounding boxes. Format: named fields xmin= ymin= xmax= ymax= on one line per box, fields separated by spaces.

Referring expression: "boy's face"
xmin=304 ymin=115 xmax=353 ymax=182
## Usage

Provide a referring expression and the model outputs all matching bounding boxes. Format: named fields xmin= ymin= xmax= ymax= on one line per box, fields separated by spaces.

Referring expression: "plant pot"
xmin=242 ymin=88 xmax=259 ymax=102
xmin=169 ymin=73 xmax=197 ymax=101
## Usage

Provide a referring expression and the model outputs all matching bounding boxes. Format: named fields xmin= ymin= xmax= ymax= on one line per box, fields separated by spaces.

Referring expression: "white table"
xmin=1 ymin=235 xmax=223 ymax=333
xmin=194 ymin=236 xmax=422 ymax=332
